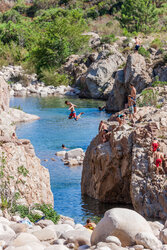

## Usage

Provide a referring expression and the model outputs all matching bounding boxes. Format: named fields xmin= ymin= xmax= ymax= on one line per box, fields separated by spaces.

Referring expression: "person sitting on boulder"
xmin=99 ymin=121 xmax=109 ymax=143
xmin=65 ymin=101 xmax=84 ymax=121
xmin=154 ymin=148 xmax=164 ymax=175
xmin=116 ymin=112 xmax=128 ymax=127
xmin=84 ymin=219 xmax=96 ymax=230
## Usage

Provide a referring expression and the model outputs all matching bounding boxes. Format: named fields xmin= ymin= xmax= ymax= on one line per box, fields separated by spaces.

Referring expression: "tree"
xmin=120 ymin=0 xmax=158 ymax=33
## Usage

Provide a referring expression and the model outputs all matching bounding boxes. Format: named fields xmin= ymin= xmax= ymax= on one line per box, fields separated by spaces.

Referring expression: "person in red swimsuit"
xmin=151 ymin=138 xmax=159 ymax=161
xmin=154 ymin=148 xmax=164 ymax=175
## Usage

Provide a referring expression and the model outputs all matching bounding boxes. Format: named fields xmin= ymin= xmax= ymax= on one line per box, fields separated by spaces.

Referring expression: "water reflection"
xmin=81 ymin=195 xmax=133 ymax=221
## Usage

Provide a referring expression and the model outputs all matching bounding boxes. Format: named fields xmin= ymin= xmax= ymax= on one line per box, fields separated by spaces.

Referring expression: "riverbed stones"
xmin=160 ymin=229 xmax=167 ymax=244
xmin=0 ymin=223 xmax=15 ymax=242
xmin=47 ymin=224 xmax=74 ymax=238
xmin=11 ymin=232 xmax=40 ymax=247
xmin=105 ymin=236 xmax=121 ymax=246
xmin=35 ymin=219 xmax=54 ymax=228
xmin=33 ymin=227 xmax=57 ymax=241
xmin=10 ymin=223 xmax=28 ymax=234
xmin=135 ymin=232 xmax=162 ymax=250
xmin=91 ymin=208 xmax=153 ymax=247
xmin=63 ymin=229 xmax=92 ymax=246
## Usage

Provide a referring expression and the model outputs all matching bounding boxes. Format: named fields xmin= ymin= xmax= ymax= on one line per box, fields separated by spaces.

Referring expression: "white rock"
xmin=45 ymin=246 xmax=69 ymax=250
xmin=62 ymin=220 xmax=75 ymax=228
xmin=63 ymin=229 xmax=92 ymax=246
xmin=0 ymin=217 xmax=10 ymax=224
xmin=12 ymin=83 xmax=22 ymax=91
xmin=35 ymin=219 xmax=54 ymax=228
xmin=47 ymin=224 xmax=74 ymax=238
xmin=148 ymin=221 xmax=164 ymax=238
xmin=105 ymin=236 xmax=121 ymax=246
xmin=55 ymin=151 xmax=66 ymax=157
xmin=91 ymin=208 xmax=153 ymax=247
xmin=53 ymin=239 xmax=66 ymax=245
xmin=135 ymin=232 xmax=162 ymax=250
xmin=11 ymin=232 xmax=40 ymax=247
xmin=133 ymin=245 xmax=144 ymax=250
xmin=0 ymin=223 xmax=15 ymax=242
xmin=162 ymin=245 xmax=167 ymax=250
xmin=15 ymin=242 xmax=45 ymax=250
xmin=160 ymin=229 xmax=167 ymax=244
xmin=0 ymin=240 xmax=6 ymax=247
xmin=65 ymin=148 xmax=84 ymax=160
xmin=31 ymin=209 xmax=44 ymax=217
xmin=33 ymin=227 xmax=57 ymax=241
xmin=11 ymin=216 xmax=22 ymax=222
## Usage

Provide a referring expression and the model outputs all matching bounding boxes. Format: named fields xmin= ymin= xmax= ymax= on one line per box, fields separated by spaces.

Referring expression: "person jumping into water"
xmin=65 ymin=101 xmax=84 ymax=121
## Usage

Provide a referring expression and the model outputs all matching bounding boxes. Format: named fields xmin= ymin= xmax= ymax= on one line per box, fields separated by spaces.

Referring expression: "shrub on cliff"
xmin=138 ymin=47 xmax=150 ymax=58
xmin=41 ymin=68 xmax=71 ymax=87
xmin=137 ymin=89 xmax=158 ymax=107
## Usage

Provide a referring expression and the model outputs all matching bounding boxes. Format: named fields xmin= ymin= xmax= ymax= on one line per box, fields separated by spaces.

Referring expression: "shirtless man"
xmin=65 ymin=101 xmax=84 ymax=121
xmin=134 ymin=37 xmax=141 ymax=52
xmin=99 ymin=121 xmax=108 ymax=143
xmin=130 ymin=83 xmax=137 ymax=114
xmin=154 ymin=148 xmax=164 ymax=175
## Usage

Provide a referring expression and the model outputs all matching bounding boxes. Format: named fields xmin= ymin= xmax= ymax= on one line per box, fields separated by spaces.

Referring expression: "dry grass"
xmin=88 ymin=15 xmax=123 ymax=36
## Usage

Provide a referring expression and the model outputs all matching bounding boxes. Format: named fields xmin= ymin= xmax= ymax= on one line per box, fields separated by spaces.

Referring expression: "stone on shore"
xmin=11 ymin=232 xmax=40 ymax=247
xmin=135 ymin=232 xmax=162 ymax=250
xmin=63 ymin=229 xmax=92 ymax=246
xmin=0 ymin=223 xmax=15 ymax=242
xmin=160 ymin=228 xmax=167 ymax=244
xmin=32 ymin=227 xmax=57 ymax=241
xmin=91 ymin=208 xmax=153 ymax=247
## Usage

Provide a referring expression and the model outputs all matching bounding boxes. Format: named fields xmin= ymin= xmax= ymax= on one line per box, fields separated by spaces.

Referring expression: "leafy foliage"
xmin=138 ymin=47 xmax=150 ymax=58
xmin=41 ymin=68 xmax=70 ymax=87
xmin=137 ymin=89 xmax=158 ymax=107
xmin=152 ymin=81 xmax=167 ymax=87
xmin=11 ymin=204 xmax=60 ymax=224
xmin=120 ymin=0 xmax=158 ymax=33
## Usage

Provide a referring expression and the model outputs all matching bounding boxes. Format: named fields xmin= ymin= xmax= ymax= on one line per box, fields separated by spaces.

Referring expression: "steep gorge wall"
xmin=81 ymin=106 xmax=167 ymax=220
xmin=0 ymin=77 xmax=54 ymax=206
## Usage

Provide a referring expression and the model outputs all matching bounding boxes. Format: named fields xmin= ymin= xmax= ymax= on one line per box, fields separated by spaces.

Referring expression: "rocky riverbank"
xmin=0 ymin=76 xmax=53 ymax=206
xmin=81 ymin=101 xmax=167 ymax=221
xmin=0 ymin=207 xmax=167 ymax=250
xmin=0 ymin=66 xmax=80 ymax=98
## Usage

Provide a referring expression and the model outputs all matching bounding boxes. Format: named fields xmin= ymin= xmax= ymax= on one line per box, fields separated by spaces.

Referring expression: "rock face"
xmin=0 ymin=76 xmax=10 ymax=112
xmin=106 ymin=53 xmax=152 ymax=111
xmin=80 ymin=48 xmax=125 ymax=99
xmin=81 ymin=104 xmax=167 ymax=220
xmin=0 ymin=77 xmax=53 ymax=206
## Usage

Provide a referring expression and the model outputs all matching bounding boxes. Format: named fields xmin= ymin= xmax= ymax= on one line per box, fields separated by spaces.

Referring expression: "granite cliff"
xmin=81 ymin=103 xmax=167 ymax=220
xmin=0 ymin=77 xmax=53 ymax=206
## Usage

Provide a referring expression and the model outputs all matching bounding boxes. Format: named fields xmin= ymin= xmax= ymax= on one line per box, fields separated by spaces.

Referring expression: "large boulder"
xmin=79 ymin=48 xmax=125 ymax=99
xmin=106 ymin=53 xmax=152 ymax=111
xmin=63 ymin=229 xmax=92 ymax=246
xmin=0 ymin=223 xmax=15 ymax=242
xmin=91 ymin=208 xmax=153 ymax=247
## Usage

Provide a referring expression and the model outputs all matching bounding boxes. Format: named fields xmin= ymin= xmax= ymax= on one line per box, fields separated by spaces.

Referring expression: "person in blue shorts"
xmin=116 ymin=112 xmax=128 ymax=126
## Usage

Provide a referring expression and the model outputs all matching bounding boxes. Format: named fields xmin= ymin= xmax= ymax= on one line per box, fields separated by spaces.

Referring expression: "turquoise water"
xmin=10 ymin=96 xmax=113 ymax=223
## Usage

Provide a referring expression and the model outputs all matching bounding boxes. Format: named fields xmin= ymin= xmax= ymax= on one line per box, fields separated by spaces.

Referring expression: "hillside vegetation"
xmin=0 ymin=0 xmax=166 ymax=84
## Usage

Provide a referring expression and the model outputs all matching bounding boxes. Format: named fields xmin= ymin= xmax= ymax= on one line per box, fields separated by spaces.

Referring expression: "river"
xmin=10 ymin=96 xmax=114 ymax=223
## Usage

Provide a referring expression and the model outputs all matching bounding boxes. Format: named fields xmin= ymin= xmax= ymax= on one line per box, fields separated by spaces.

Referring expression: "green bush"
xmin=137 ymin=89 xmax=158 ymax=107
xmin=86 ymin=7 xmax=99 ymax=19
xmin=41 ymin=68 xmax=70 ymax=87
xmin=150 ymin=38 xmax=163 ymax=49
xmin=11 ymin=204 xmax=60 ymax=224
xmin=138 ymin=47 xmax=150 ymax=58
xmin=163 ymin=54 xmax=167 ymax=63
xmin=101 ymin=34 xmax=117 ymax=44
xmin=152 ymin=81 xmax=167 ymax=87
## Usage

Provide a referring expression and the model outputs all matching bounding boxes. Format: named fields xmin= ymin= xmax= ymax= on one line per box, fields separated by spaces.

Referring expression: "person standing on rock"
xmin=130 ymin=83 xmax=137 ymax=114
xmin=99 ymin=120 xmax=108 ymax=143
xmin=65 ymin=101 xmax=84 ymax=121
xmin=134 ymin=37 xmax=141 ymax=52
xmin=154 ymin=148 xmax=164 ymax=175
